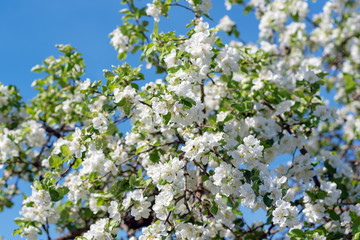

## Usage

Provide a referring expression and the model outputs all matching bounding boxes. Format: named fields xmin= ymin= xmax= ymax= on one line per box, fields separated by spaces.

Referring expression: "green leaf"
xmin=317 ymin=72 xmax=328 ymax=78
xmin=116 ymin=98 xmax=126 ymax=107
xmin=291 ymin=12 xmax=299 ymax=21
xmin=72 ymin=158 xmax=82 ymax=169
xmin=179 ymin=97 xmax=196 ymax=109
xmin=104 ymin=70 xmax=115 ymax=81
xmin=153 ymin=22 xmax=159 ymax=37
xmin=14 ymin=218 xmax=23 ymax=225
xmin=316 ymin=190 xmax=327 ymax=199
xmin=13 ymin=228 xmax=23 ymax=237
xmin=60 ymin=145 xmax=71 ymax=156
xmin=324 ymin=161 xmax=336 ymax=175
xmin=110 ymin=219 xmax=119 ymax=229
xmin=263 ymin=194 xmax=273 ymax=207
xmin=232 ymin=101 xmax=254 ymax=113
xmin=305 ymin=190 xmax=316 ymax=201
xmin=89 ymin=172 xmax=98 ymax=182
xmin=97 ymin=197 xmax=104 ymax=206
xmin=210 ymin=201 xmax=218 ymax=215
xmin=353 ymin=232 xmax=360 ymax=240
xmin=57 ymin=186 xmax=69 ymax=198
xmin=149 ymin=150 xmax=160 ymax=163
xmin=111 ymin=179 xmax=130 ymax=197
xmin=240 ymin=66 xmax=248 ymax=74
xmin=137 ymin=168 xmax=143 ymax=179
xmin=350 ymin=211 xmax=360 ymax=234
xmin=136 ymin=145 xmax=146 ymax=154
xmin=167 ymin=65 xmax=182 ymax=74
xmin=202 ymin=174 xmax=209 ymax=182
xmin=118 ymin=51 xmax=127 ymax=61
xmin=44 ymin=176 xmax=57 ymax=186
xmin=244 ymin=5 xmax=253 ymax=14
xmin=123 ymin=102 xmax=131 ymax=115
xmin=34 ymin=179 xmax=44 ymax=190
xmin=183 ymin=97 xmax=196 ymax=106
xmin=106 ymin=123 xmax=118 ymax=136
xmin=344 ymin=73 xmax=356 ymax=94
xmin=338 ymin=182 xmax=349 ymax=199
xmin=163 ymin=112 xmax=171 ymax=125
xmin=49 ymin=155 xmax=62 ymax=168
xmin=158 ymin=177 xmax=168 ymax=185
xmin=49 ymin=188 xmax=61 ymax=201
xmin=193 ymin=0 xmax=201 ymax=6
xmin=326 ymin=209 xmax=340 ymax=221
xmin=131 ymin=83 xmax=139 ymax=91
xmin=129 ymin=174 xmax=138 ymax=186
xmin=288 ymin=229 xmax=305 ymax=238
xmin=95 ymin=137 xmax=107 ymax=150
xmin=84 ymin=208 xmax=93 ymax=219
xmin=44 ymin=172 xmax=51 ymax=178
xmin=203 ymin=13 xmax=213 ymax=21
xmin=102 ymin=104 xmax=115 ymax=114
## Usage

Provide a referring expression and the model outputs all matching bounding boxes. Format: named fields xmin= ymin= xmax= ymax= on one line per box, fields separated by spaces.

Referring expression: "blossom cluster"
xmin=1 ymin=0 xmax=359 ymax=240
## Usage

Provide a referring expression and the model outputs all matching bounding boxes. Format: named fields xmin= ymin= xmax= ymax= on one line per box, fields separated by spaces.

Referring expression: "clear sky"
xmin=0 ymin=0 xmax=326 ymax=239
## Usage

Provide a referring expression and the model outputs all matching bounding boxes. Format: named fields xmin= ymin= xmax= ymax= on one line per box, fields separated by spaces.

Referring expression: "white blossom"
xmin=217 ymin=15 xmax=235 ymax=32
xmin=146 ymin=3 xmax=160 ymax=22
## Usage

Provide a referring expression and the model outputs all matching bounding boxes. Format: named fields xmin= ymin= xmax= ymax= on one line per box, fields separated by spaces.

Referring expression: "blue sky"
xmin=0 ymin=0 xmax=327 ymax=239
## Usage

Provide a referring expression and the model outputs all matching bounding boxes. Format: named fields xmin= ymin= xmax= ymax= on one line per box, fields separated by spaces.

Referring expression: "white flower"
xmin=272 ymin=200 xmax=300 ymax=230
xmin=92 ymin=113 xmax=109 ymax=132
xmin=225 ymin=0 xmax=232 ymax=10
xmin=65 ymin=172 xmax=89 ymax=202
xmin=83 ymin=218 xmax=119 ymax=240
xmin=288 ymin=153 xmax=315 ymax=183
xmin=113 ymin=85 xmax=138 ymax=103
xmin=0 ymin=84 xmax=10 ymax=108
xmin=320 ymin=180 xmax=341 ymax=206
xmin=146 ymin=3 xmax=160 ymax=22
xmin=152 ymin=190 xmax=173 ymax=221
xmin=24 ymin=120 xmax=47 ymax=148
xmin=239 ymin=183 xmax=257 ymax=209
xmin=186 ymin=0 xmax=212 ymax=14
xmin=139 ymin=223 xmax=167 ymax=240
xmin=80 ymin=78 xmax=91 ymax=90
xmin=0 ymin=129 xmax=18 ymax=162
xmin=231 ymin=135 xmax=264 ymax=167
xmin=260 ymin=41 xmax=278 ymax=53
xmin=251 ymin=78 xmax=264 ymax=91
xmin=164 ymin=49 xmax=180 ymax=68
xmin=32 ymin=188 xmax=51 ymax=206
xmin=217 ymin=15 xmax=235 ymax=32
xmin=213 ymin=162 xmax=232 ymax=186
xmin=152 ymin=101 xmax=168 ymax=116
xmin=123 ymin=190 xmax=151 ymax=221
xmin=110 ymin=28 xmax=129 ymax=53
xmin=89 ymin=196 xmax=107 ymax=214
xmin=68 ymin=129 xmax=86 ymax=158
xmin=20 ymin=186 xmax=59 ymax=224
xmin=296 ymin=67 xmax=319 ymax=83
xmin=217 ymin=111 xmax=228 ymax=122
xmin=303 ymin=203 xmax=326 ymax=224
xmin=182 ymin=132 xmax=223 ymax=164
xmin=108 ymin=201 xmax=121 ymax=221
xmin=275 ymin=100 xmax=294 ymax=115
xmin=104 ymin=160 xmax=118 ymax=175
xmin=313 ymin=105 xmax=331 ymax=121
xmin=22 ymin=226 xmax=40 ymax=240
xmin=216 ymin=45 xmax=240 ymax=75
